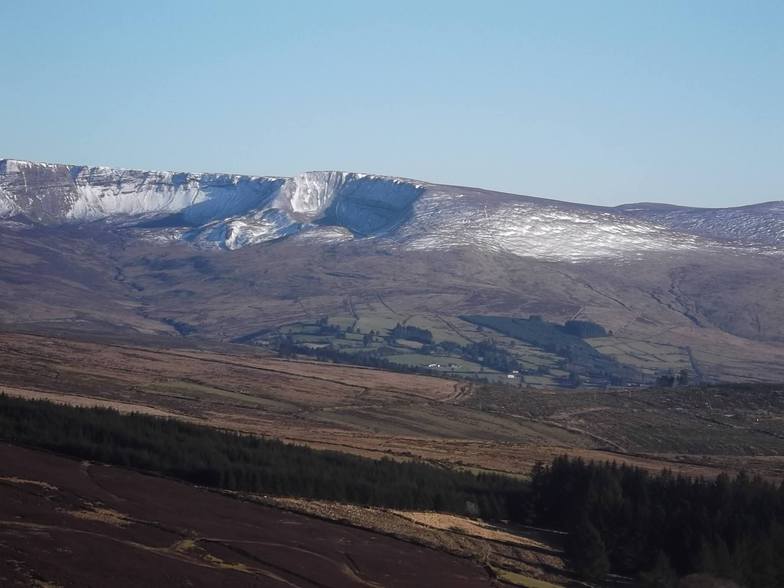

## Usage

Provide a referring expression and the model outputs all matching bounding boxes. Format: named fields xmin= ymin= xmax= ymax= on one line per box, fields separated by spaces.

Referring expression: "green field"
xmin=587 ymin=336 xmax=692 ymax=376
xmin=249 ymin=309 xmax=649 ymax=387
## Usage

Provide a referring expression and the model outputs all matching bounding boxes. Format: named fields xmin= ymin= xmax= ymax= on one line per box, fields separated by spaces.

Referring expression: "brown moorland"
xmin=0 ymin=444 xmax=499 ymax=588
xmin=1 ymin=332 xmax=783 ymax=482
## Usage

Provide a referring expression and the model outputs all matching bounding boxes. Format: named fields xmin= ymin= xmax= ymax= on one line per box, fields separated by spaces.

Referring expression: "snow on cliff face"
xmin=0 ymin=187 xmax=18 ymax=216
xmin=278 ymin=171 xmax=351 ymax=218
xmin=181 ymin=171 xmax=423 ymax=248
xmin=275 ymin=171 xmax=422 ymax=235
xmin=1 ymin=158 xmax=781 ymax=260
xmin=67 ymin=169 xmax=285 ymax=226
xmin=0 ymin=159 xmax=283 ymax=225
xmin=0 ymin=160 xmax=425 ymax=247
xmin=187 ymin=208 xmax=302 ymax=250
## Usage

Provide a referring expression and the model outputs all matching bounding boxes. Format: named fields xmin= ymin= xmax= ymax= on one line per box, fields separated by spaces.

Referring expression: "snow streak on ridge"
xmin=1 ymin=158 xmax=781 ymax=259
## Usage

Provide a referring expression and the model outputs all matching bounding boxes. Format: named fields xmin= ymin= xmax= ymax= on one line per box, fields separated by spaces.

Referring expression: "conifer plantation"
xmin=3 ymin=393 xmax=784 ymax=585
xmin=0 ymin=394 xmax=523 ymax=518
xmin=528 ymin=457 xmax=784 ymax=587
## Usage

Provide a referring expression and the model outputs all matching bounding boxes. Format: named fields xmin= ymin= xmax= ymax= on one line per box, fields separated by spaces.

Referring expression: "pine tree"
xmin=640 ymin=551 xmax=679 ymax=587
xmin=567 ymin=518 xmax=610 ymax=581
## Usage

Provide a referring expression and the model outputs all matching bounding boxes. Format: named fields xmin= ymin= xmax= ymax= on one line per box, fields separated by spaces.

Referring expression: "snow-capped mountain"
xmin=1 ymin=158 xmax=781 ymax=260
xmin=0 ymin=158 xmax=284 ymax=225
xmin=396 ymin=188 xmax=703 ymax=261
xmin=616 ymin=201 xmax=784 ymax=247
xmin=2 ymin=158 xmax=784 ymax=384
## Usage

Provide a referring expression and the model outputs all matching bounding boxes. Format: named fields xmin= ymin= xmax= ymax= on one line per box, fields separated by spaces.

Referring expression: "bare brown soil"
xmin=0 ymin=444 xmax=498 ymax=588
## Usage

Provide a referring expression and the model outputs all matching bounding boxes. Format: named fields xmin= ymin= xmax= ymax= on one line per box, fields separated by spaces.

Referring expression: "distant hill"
xmin=1 ymin=157 xmax=783 ymax=383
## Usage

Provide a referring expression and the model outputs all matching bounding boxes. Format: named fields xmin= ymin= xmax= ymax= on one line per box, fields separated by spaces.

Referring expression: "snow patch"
xmin=400 ymin=190 xmax=703 ymax=261
xmin=1 ymin=158 xmax=779 ymax=260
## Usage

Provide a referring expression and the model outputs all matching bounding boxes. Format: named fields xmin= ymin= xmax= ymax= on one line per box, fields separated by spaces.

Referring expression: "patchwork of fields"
xmin=245 ymin=301 xmax=691 ymax=388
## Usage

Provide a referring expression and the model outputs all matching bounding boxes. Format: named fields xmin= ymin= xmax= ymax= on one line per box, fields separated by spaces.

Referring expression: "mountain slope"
xmin=2 ymin=158 xmax=781 ymax=258
xmin=1 ymin=157 xmax=783 ymax=384
xmin=617 ymin=201 xmax=784 ymax=247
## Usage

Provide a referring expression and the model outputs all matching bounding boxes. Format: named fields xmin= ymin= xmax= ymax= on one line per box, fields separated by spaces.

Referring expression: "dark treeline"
xmin=562 ymin=319 xmax=608 ymax=338
xmin=528 ymin=456 xmax=784 ymax=587
xmin=461 ymin=314 xmax=637 ymax=384
xmin=389 ymin=323 xmax=433 ymax=344
xmin=459 ymin=340 xmax=521 ymax=373
xmin=277 ymin=330 xmax=521 ymax=377
xmin=276 ymin=338 xmax=443 ymax=376
xmin=0 ymin=394 xmax=523 ymax=518
xmin=4 ymin=393 xmax=784 ymax=585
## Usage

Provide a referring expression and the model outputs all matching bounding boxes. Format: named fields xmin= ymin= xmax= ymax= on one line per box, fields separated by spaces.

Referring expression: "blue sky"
xmin=1 ymin=1 xmax=782 ymax=207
